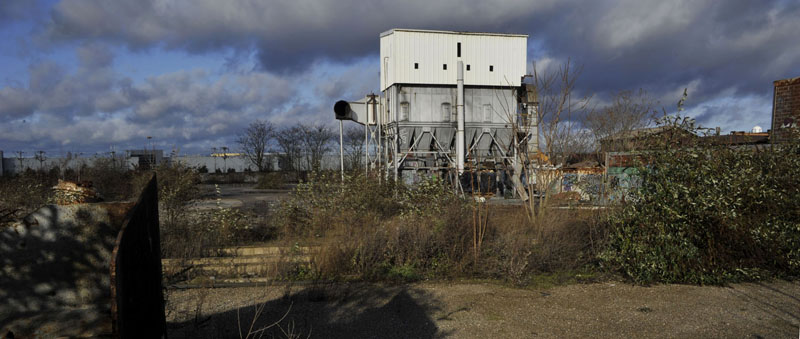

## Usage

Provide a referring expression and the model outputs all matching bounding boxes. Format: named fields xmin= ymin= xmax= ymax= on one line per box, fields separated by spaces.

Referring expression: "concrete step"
xmin=162 ymin=254 xmax=312 ymax=267
xmin=161 ymin=245 xmax=317 ymax=280
xmin=163 ymin=259 xmax=311 ymax=278
xmin=213 ymin=245 xmax=316 ymax=257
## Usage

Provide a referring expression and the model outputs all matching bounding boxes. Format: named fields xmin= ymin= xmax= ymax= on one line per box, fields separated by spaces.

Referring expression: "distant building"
xmin=599 ymin=126 xmax=696 ymax=153
xmin=126 ymin=149 xmax=164 ymax=170
xmin=701 ymin=130 xmax=770 ymax=146
xmin=771 ymin=76 xmax=800 ymax=143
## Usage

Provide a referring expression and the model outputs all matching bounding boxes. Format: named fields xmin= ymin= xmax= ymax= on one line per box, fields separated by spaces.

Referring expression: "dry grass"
xmin=275 ymin=173 xmax=607 ymax=285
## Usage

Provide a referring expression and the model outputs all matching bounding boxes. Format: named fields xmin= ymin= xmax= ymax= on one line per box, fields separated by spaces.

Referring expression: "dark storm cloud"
xmin=7 ymin=0 xmax=799 ymax=152
xmin=42 ymin=0 xmax=799 ymax=102
xmin=535 ymin=0 xmax=800 ymax=101
xmin=43 ymin=0 xmax=559 ymax=71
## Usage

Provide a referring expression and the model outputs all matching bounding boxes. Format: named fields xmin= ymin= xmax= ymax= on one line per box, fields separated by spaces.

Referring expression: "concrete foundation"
xmin=0 ymin=202 xmax=133 ymax=337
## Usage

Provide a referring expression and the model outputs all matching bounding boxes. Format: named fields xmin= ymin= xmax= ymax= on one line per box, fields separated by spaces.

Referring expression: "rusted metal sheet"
xmin=110 ymin=174 xmax=167 ymax=338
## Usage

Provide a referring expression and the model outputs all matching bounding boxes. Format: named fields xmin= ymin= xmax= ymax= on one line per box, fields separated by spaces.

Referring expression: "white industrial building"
xmin=335 ymin=29 xmax=538 ymax=189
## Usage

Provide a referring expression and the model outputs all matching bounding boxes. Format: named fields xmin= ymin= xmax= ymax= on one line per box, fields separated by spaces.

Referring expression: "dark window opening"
xmin=443 ymin=64 xmax=447 ymax=70
xmin=414 ymin=63 xmax=418 ymax=69
xmin=489 ymin=65 xmax=494 ymax=72
xmin=467 ymin=64 xmax=471 ymax=71
xmin=457 ymin=42 xmax=461 ymax=57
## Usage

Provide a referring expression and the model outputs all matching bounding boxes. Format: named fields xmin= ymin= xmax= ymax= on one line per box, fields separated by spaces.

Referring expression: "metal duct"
xmin=333 ymin=97 xmax=373 ymax=125
xmin=456 ymin=61 xmax=465 ymax=173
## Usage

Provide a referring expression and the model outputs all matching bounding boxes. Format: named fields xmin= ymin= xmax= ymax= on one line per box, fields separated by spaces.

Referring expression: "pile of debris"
xmin=52 ymin=180 xmax=101 ymax=205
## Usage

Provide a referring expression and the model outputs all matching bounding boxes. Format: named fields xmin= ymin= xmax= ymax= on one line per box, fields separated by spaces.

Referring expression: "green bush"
xmin=601 ymin=117 xmax=800 ymax=284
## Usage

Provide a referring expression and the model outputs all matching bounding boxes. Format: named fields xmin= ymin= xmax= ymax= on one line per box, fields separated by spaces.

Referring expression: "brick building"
xmin=771 ymin=76 xmax=800 ymax=143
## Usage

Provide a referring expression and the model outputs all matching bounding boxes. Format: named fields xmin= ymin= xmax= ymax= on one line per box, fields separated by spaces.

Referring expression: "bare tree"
xmin=585 ymin=89 xmax=655 ymax=153
xmin=551 ymin=127 xmax=595 ymax=164
xmin=497 ymin=59 xmax=592 ymax=221
xmin=532 ymin=59 xmax=593 ymax=166
xmin=237 ymin=120 xmax=275 ymax=172
xmin=299 ymin=124 xmax=334 ymax=172
xmin=275 ymin=125 xmax=304 ymax=174
xmin=343 ymin=125 xmax=365 ymax=171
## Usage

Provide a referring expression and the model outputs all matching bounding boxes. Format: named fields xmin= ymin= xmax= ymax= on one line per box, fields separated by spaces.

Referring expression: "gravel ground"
xmin=166 ymin=280 xmax=800 ymax=338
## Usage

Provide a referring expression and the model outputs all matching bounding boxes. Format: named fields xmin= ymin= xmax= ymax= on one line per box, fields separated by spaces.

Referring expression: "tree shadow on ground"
xmin=0 ymin=203 xmax=130 ymax=337
xmin=727 ymin=280 xmax=800 ymax=338
xmin=168 ymin=283 xmax=452 ymax=339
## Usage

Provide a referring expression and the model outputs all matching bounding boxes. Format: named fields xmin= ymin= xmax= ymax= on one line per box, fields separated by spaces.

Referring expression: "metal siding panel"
xmin=380 ymin=36 xmax=385 ymax=91
xmin=381 ymin=30 xmax=526 ymax=88
xmin=389 ymin=33 xmax=396 ymax=90
xmin=396 ymin=32 xmax=404 ymax=87
xmin=395 ymin=32 xmax=401 ymax=87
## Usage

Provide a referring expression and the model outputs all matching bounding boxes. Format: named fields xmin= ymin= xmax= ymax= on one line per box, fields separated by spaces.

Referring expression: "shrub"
xmin=601 ymin=117 xmax=800 ymax=284
xmin=132 ymin=163 xmax=200 ymax=229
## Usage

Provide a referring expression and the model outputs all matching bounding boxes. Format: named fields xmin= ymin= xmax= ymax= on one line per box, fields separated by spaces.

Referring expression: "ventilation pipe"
xmin=456 ymin=61 xmax=465 ymax=174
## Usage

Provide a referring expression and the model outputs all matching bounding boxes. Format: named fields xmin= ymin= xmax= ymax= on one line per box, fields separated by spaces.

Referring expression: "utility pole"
xmin=221 ymin=146 xmax=229 ymax=172
xmin=146 ymin=136 xmax=153 ymax=169
xmin=15 ymin=151 xmax=24 ymax=173
xmin=35 ymin=151 xmax=46 ymax=171
xmin=339 ymin=119 xmax=345 ymax=182
xmin=212 ymin=147 xmax=218 ymax=172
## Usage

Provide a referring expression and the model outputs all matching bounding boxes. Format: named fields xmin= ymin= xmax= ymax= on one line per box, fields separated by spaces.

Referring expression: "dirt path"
xmin=166 ymin=280 xmax=800 ymax=338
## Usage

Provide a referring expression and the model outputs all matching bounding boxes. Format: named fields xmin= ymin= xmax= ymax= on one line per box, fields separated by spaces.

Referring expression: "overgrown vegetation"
xmin=0 ymin=160 xmax=264 ymax=259
xmin=600 ymin=116 xmax=800 ymax=284
xmin=0 ymin=171 xmax=53 ymax=226
xmin=4 ymin=114 xmax=798 ymax=287
xmin=275 ymin=172 xmax=603 ymax=285
xmin=0 ymin=160 xmax=132 ymax=226
xmin=138 ymin=163 xmax=271 ymax=259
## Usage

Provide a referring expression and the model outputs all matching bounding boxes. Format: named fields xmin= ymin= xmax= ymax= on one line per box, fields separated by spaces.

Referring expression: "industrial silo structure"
xmin=336 ymin=29 xmax=537 ymax=192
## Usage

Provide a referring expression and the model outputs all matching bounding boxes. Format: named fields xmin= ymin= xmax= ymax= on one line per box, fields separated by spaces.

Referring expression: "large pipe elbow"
xmin=334 ymin=100 xmax=350 ymax=120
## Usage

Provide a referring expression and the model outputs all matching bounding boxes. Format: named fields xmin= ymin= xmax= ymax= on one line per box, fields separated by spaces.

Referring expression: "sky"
xmin=1 ymin=0 xmax=798 ymax=156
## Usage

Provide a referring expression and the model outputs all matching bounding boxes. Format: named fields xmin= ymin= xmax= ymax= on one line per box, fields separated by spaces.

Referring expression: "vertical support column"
xmin=528 ymin=104 xmax=539 ymax=154
xmin=339 ymin=120 xmax=344 ymax=182
xmin=456 ymin=61 xmax=465 ymax=174
xmin=394 ymin=130 xmax=399 ymax=182
xmin=365 ymin=97 xmax=370 ymax=176
xmin=392 ymin=86 xmax=399 ymax=182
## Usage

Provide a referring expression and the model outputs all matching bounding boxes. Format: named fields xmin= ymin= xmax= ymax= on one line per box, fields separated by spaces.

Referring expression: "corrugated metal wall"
xmin=380 ymin=29 xmax=527 ymax=91
xmin=393 ymin=86 xmax=517 ymax=124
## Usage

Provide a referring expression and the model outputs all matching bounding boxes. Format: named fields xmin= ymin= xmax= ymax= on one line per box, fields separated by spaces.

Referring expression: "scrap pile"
xmin=52 ymin=180 xmax=101 ymax=204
